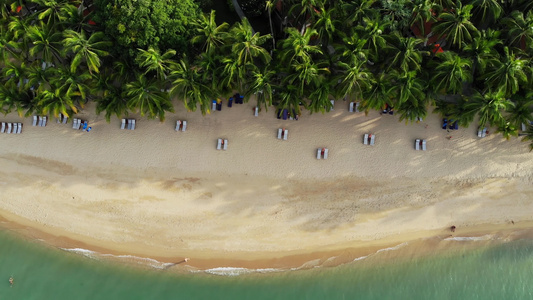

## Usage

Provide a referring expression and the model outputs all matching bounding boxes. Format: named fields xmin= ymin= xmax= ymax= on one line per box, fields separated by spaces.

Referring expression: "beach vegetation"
xmin=0 ymin=0 xmax=532 ymax=147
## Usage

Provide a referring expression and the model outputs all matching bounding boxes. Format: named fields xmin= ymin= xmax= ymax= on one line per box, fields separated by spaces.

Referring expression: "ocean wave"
xmin=60 ymin=247 xmax=174 ymax=269
xmin=202 ymin=267 xmax=282 ymax=276
xmin=376 ymin=242 xmax=409 ymax=253
xmin=444 ymin=235 xmax=494 ymax=242
xmin=353 ymin=255 xmax=369 ymax=262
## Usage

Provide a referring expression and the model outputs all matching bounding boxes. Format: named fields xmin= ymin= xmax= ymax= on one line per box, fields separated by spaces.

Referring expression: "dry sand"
xmin=0 ymin=99 xmax=532 ymax=269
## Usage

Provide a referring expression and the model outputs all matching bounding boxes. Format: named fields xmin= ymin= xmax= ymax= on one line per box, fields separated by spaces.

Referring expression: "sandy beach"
xmin=1 ymin=99 xmax=532 ymax=269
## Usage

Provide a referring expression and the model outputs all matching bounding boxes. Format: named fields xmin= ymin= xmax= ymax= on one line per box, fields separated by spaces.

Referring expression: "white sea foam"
xmin=61 ymin=248 xmax=174 ymax=269
xmin=202 ymin=267 xmax=281 ymax=276
xmin=376 ymin=242 xmax=409 ymax=253
xmin=444 ymin=235 xmax=494 ymax=242
xmin=353 ymin=255 xmax=369 ymax=262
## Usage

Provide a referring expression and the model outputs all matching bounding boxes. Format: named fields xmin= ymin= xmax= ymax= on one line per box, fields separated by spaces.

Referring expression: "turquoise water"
xmin=1 ymin=230 xmax=532 ymax=299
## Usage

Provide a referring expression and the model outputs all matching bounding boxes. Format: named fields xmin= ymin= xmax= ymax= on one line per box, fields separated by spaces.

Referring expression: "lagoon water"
xmin=1 ymin=230 xmax=532 ymax=300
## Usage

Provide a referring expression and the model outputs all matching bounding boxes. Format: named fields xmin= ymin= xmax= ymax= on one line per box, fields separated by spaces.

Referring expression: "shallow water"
xmin=0 ymin=230 xmax=532 ymax=300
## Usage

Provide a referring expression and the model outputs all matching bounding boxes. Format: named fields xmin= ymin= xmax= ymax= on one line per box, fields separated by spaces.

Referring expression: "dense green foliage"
xmin=0 ymin=0 xmax=532 ymax=149
xmin=92 ymin=0 xmax=200 ymax=61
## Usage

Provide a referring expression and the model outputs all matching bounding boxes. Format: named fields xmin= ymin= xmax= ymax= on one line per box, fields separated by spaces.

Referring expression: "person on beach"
xmin=451 ymin=226 xmax=456 ymax=232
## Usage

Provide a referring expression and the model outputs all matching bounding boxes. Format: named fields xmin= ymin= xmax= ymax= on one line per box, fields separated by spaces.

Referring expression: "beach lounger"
xmin=82 ymin=121 xmax=88 ymax=131
xmin=72 ymin=118 xmax=78 ymax=129
xmin=415 ymin=139 xmax=420 ymax=150
xmin=0 ymin=122 xmax=4 ymax=133
xmin=370 ymin=134 xmax=375 ymax=146
xmin=181 ymin=121 xmax=187 ymax=132
xmin=130 ymin=119 xmax=135 ymax=130
xmin=33 ymin=116 xmax=38 ymax=126
xmin=317 ymin=148 xmax=321 ymax=159
xmin=355 ymin=102 xmax=360 ymax=112
xmin=482 ymin=128 xmax=487 ymax=138
xmin=42 ymin=116 xmax=47 ymax=126
xmin=62 ymin=114 xmax=68 ymax=124
xmin=330 ymin=100 xmax=334 ymax=110
xmin=216 ymin=101 xmax=222 ymax=111
xmin=212 ymin=100 xmax=216 ymax=112
xmin=223 ymin=139 xmax=228 ymax=150
xmin=38 ymin=116 xmax=43 ymax=127
xmin=349 ymin=102 xmax=354 ymax=112
xmin=363 ymin=134 xmax=369 ymax=145
xmin=121 ymin=119 xmax=126 ymax=130
xmin=277 ymin=128 xmax=282 ymax=139
xmin=75 ymin=119 xmax=82 ymax=130
xmin=239 ymin=95 xmax=244 ymax=104
xmin=422 ymin=140 xmax=427 ymax=151
xmin=477 ymin=127 xmax=482 ymax=137
xmin=442 ymin=118 xmax=448 ymax=129
xmin=16 ymin=123 xmax=22 ymax=134
xmin=217 ymin=139 xmax=222 ymax=150
xmin=522 ymin=123 xmax=527 ymax=132
xmin=282 ymin=109 xmax=288 ymax=120
xmin=228 ymin=97 xmax=233 ymax=107
xmin=56 ymin=115 xmax=61 ymax=123
xmin=7 ymin=123 xmax=12 ymax=134
xmin=254 ymin=106 xmax=258 ymax=117
xmin=13 ymin=123 xmax=17 ymax=134
xmin=127 ymin=119 xmax=132 ymax=130
xmin=284 ymin=129 xmax=288 ymax=141
xmin=323 ymin=148 xmax=328 ymax=159
xmin=175 ymin=120 xmax=181 ymax=131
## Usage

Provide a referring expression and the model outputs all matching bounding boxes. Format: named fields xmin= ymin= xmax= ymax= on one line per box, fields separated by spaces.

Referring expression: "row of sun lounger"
xmin=72 ymin=118 xmax=89 ymax=131
xmin=121 ymin=119 xmax=136 ymax=130
xmin=317 ymin=148 xmax=328 ymax=159
xmin=363 ymin=134 xmax=376 ymax=146
xmin=56 ymin=114 xmax=69 ymax=124
xmin=1 ymin=122 xmax=22 ymax=134
xmin=477 ymin=127 xmax=487 ymax=138
xmin=415 ymin=139 xmax=427 ymax=151
xmin=277 ymin=128 xmax=288 ymax=140
xmin=32 ymin=116 xmax=47 ymax=127
xmin=349 ymin=102 xmax=361 ymax=113
xmin=216 ymin=139 xmax=228 ymax=150
xmin=175 ymin=120 xmax=187 ymax=132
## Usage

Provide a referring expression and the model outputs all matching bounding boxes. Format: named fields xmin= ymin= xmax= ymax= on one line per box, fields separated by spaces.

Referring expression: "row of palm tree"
xmin=0 ymin=0 xmax=532 ymax=149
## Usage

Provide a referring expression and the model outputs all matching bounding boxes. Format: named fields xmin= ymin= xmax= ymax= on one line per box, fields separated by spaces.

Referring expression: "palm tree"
xmin=170 ymin=59 xmax=215 ymax=115
xmin=308 ymin=77 xmax=334 ymax=113
xmin=0 ymin=26 xmax=20 ymax=61
xmin=265 ymin=0 xmax=278 ymax=49
xmin=3 ymin=62 xmax=27 ymax=91
xmin=463 ymin=90 xmax=514 ymax=126
xmin=482 ymin=47 xmax=529 ymax=97
xmin=35 ymin=89 xmax=78 ymax=118
xmin=313 ymin=6 xmax=337 ymax=46
xmin=462 ymin=29 xmax=502 ymax=76
xmin=25 ymin=62 xmax=54 ymax=94
xmin=191 ymin=10 xmax=229 ymax=54
xmin=335 ymin=29 xmax=368 ymax=63
xmin=8 ymin=16 xmax=32 ymax=58
xmin=276 ymin=84 xmax=304 ymax=117
xmin=94 ymin=75 xmax=129 ymax=122
xmin=284 ymin=59 xmax=329 ymax=97
xmin=432 ymin=1 xmax=479 ymax=49
xmin=384 ymin=34 xmax=425 ymax=74
xmin=342 ymin=0 xmax=377 ymax=25
xmin=279 ymin=27 xmax=322 ymax=64
xmin=135 ymin=47 xmax=176 ymax=81
xmin=430 ymin=52 xmax=473 ymax=94
xmin=521 ymin=123 xmax=533 ymax=151
xmin=33 ymin=0 xmax=77 ymax=27
xmin=194 ymin=50 xmax=223 ymax=91
xmin=361 ymin=72 xmax=391 ymax=112
xmin=388 ymin=70 xmax=428 ymax=108
xmin=357 ymin=17 xmax=389 ymax=61
xmin=62 ymin=30 xmax=111 ymax=74
xmin=245 ymin=66 xmax=277 ymax=110
xmin=506 ymin=93 xmax=533 ymax=128
xmin=469 ymin=0 xmax=503 ymax=28
xmin=229 ymin=18 xmax=271 ymax=67
xmin=124 ymin=73 xmax=174 ymax=120
xmin=0 ymin=85 xmax=37 ymax=117
xmin=51 ymin=65 xmax=92 ymax=102
xmin=27 ymin=24 xmax=63 ymax=64
xmin=335 ymin=57 xmax=373 ymax=102
xmin=58 ymin=3 xmax=94 ymax=33
xmin=410 ymin=0 xmax=437 ymax=36
xmin=501 ymin=11 xmax=533 ymax=50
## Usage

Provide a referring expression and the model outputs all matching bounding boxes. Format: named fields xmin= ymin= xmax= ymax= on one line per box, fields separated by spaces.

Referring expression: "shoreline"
xmin=2 ymin=208 xmax=533 ymax=271
xmin=1 ymin=100 xmax=532 ymax=271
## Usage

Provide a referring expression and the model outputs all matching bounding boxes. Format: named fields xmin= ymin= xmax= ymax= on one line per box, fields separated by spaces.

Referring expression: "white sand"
xmin=0 ymin=99 xmax=532 ymax=266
